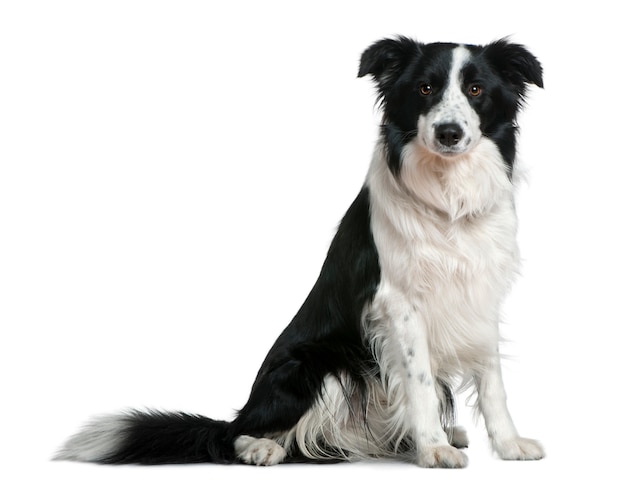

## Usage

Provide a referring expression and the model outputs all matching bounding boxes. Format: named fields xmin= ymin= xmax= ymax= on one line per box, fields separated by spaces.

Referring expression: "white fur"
xmin=364 ymin=137 xmax=518 ymax=467
xmin=54 ymin=414 xmax=129 ymax=463
xmin=283 ymin=374 xmax=377 ymax=460
xmin=281 ymin=134 xmax=523 ymax=465
xmin=284 ymin=46 xmax=543 ymax=465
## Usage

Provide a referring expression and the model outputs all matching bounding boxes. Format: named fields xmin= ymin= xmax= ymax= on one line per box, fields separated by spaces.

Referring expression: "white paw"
xmin=417 ymin=445 xmax=468 ymax=468
xmin=449 ymin=426 xmax=469 ymax=449
xmin=234 ymin=435 xmax=287 ymax=466
xmin=494 ymin=437 xmax=545 ymax=460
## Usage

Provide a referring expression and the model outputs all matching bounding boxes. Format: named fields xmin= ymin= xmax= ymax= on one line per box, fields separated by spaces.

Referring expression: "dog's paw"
xmin=417 ymin=445 xmax=468 ymax=468
xmin=234 ymin=435 xmax=287 ymax=466
xmin=493 ymin=437 xmax=544 ymax=461
xmin=448 ymin=426 xmax=469 ymax=449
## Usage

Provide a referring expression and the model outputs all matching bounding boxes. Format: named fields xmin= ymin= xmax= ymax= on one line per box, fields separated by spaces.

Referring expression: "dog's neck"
xmin=367 ymin=138 xmax=515 ymax=224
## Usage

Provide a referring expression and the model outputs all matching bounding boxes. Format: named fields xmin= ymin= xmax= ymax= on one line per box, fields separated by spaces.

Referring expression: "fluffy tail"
xmin=55 ymin=410 xmax=235 ymax=464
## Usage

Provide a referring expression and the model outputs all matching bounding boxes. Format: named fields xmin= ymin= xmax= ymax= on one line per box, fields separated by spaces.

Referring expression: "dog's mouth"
xmin=432 ymin=140 xmax=473 ymax=158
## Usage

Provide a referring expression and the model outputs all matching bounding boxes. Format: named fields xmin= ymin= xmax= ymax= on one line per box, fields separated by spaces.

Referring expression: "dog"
xmin=56 ymin=37 xmax=544 ymax=468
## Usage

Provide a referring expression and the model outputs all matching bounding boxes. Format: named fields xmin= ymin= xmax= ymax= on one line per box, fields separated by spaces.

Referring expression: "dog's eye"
xmin=419 ymin=84 xmax=433 ymax=96
xmin=468 ymin=84 xmax=482 ymax=97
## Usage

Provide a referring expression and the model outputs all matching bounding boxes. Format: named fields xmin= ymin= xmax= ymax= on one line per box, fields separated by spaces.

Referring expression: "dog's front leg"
xmin=407 ymin=318 xmax=468 ymax=468
xmin=376 ymin=296 xmax=468 ymax=468
xmin=476 ymin=355 xmax=544 ymax=460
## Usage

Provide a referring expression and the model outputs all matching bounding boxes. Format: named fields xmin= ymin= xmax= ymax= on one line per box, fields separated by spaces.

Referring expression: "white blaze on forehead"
xmin=441 ymin=46 xmax=473 ymax=119
xmin=450 ymin=45 xmax=471 ymax=87
xmin=417 ymin=45 xmax=482 ymax=155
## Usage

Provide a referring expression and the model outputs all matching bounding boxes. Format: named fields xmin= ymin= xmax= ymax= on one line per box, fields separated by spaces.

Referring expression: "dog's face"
xmin=414 ymin=46 xmax=485 ymax=158
xmin=358 ymin=38 xmax=543 ymax=176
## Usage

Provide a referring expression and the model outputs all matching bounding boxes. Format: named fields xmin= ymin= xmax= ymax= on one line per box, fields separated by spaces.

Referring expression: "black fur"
xmin=100 ymin=411 xmax=232 ymax=464
xmin=230 ymin=185 xmax=380 ymax=440
xmin=94 ymin=186 xmax=381 ymax=464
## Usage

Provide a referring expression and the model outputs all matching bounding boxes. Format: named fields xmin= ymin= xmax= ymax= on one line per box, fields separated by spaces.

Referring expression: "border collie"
xmin=57 ymin=37 xmax=544 ymax=468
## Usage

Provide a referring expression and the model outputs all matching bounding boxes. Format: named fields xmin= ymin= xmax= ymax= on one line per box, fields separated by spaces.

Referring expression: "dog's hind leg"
xmin=227 ymin=354 xmax=330 ymax=465
xmin=225 ymin=186 xmax=378 ymax=465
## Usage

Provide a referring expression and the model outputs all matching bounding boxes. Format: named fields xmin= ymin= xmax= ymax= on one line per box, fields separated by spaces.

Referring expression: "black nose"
xmin=435 ymin=123 xmax=464 ymax=147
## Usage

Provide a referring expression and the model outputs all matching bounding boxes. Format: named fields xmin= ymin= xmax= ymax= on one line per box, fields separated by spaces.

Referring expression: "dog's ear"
xmin=483 ymin=39 xmax=544 ymax=92
xmin=358 ymin=36 xmax=421 ymax=94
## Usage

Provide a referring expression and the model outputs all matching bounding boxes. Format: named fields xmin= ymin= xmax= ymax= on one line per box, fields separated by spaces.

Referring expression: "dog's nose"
xmin=435 ymin=123 xmax=464 ymax=147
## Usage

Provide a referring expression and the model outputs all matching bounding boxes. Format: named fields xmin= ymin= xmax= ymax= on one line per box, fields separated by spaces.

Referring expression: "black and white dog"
xmin=57 ymin=37 xmax=544 ymax=468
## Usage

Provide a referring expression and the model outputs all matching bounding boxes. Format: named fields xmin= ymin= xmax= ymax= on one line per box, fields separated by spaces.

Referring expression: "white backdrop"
xmin=2 ymin=1 xmax=624 ymax=488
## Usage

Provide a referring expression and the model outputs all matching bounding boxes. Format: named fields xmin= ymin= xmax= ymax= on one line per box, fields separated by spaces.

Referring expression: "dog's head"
xmin=358 ymin=37 xmax=543 ymax=177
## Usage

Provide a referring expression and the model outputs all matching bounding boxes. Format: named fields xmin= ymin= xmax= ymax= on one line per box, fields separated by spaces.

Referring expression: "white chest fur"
xmin=366 ymin=141 xmax=519 ymax=378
